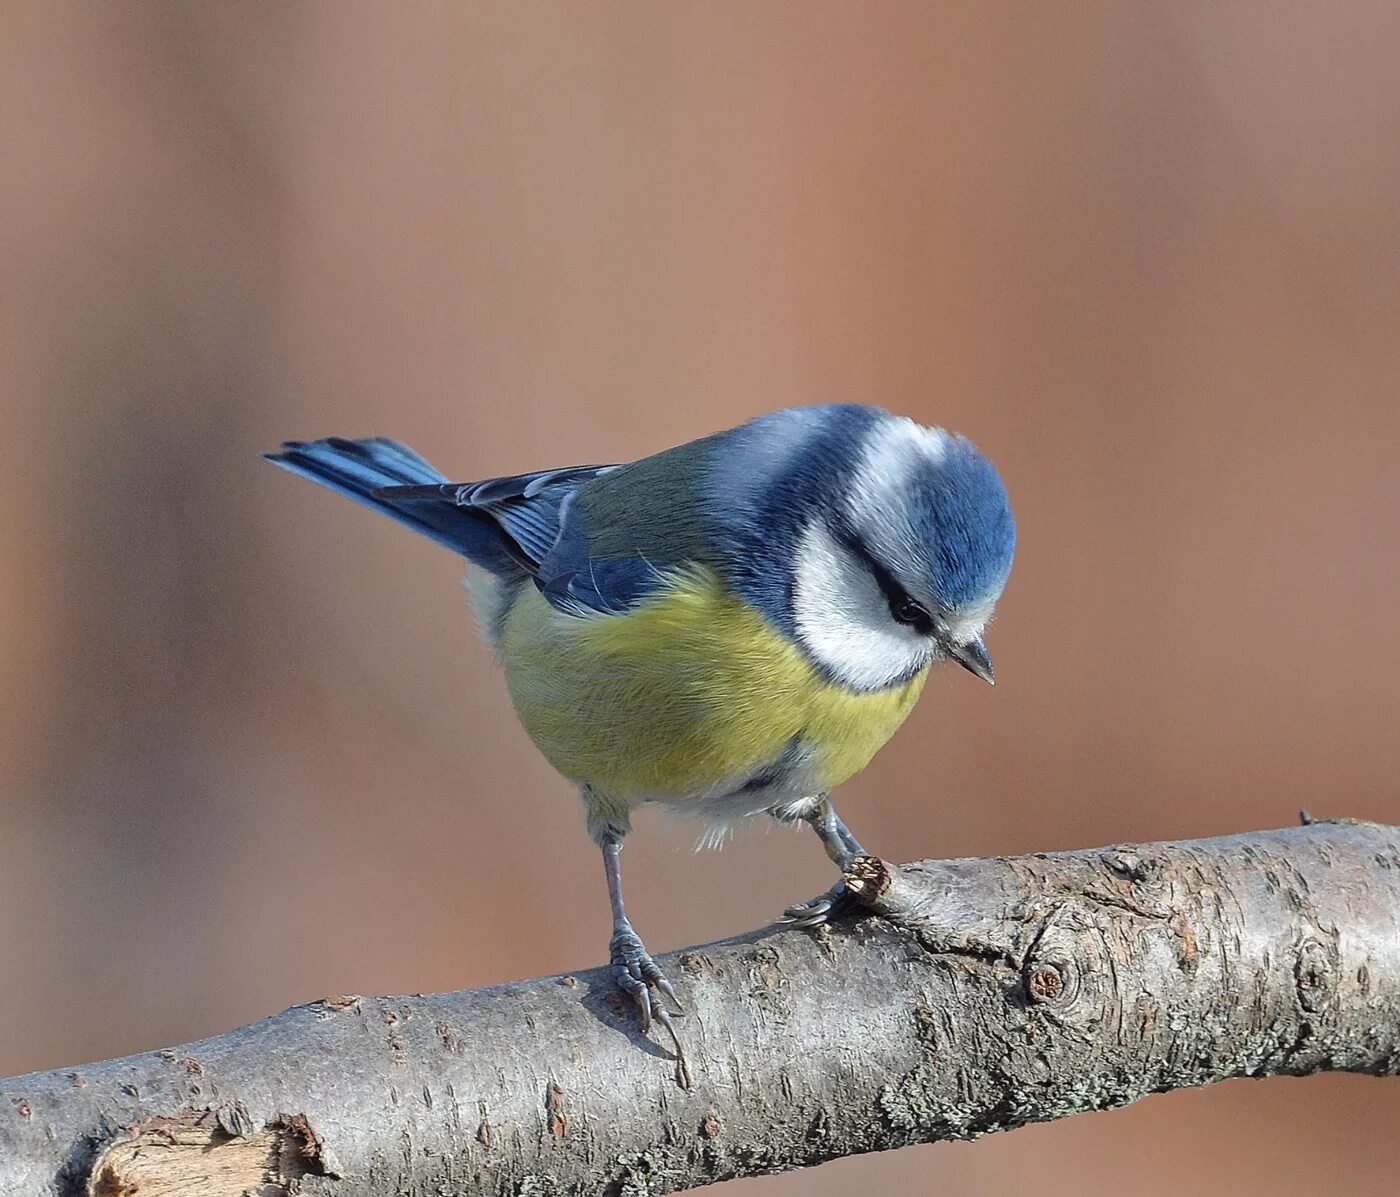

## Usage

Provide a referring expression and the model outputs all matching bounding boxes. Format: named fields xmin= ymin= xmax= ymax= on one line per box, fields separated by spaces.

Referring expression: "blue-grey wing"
xmin=376 ymin=463 xmax=672 ymax=615
xmin=379 ymin=436 xmax=719 ymax=616
xmin=375 ymin=464 xmax=616 ymax=574
xmin=534 ymin=503 xmax=672 ymax=614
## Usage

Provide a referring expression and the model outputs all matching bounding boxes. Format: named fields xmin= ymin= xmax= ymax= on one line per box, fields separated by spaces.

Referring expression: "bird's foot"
xmin=780 ymin=879 xmax=861 ymax=929
xmin=609 ymin=924 xmax=691 ymax=1088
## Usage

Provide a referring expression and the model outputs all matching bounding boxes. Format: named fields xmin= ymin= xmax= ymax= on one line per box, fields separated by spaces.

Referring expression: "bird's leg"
xmin=598 ymin=831 xmax=690 ymax=1084
xmin=810 ymin=800 xmax=867 ymax=866
xmin=602 ymin=834 xmax=683 ymax=1023
xmin=780 ymin=795 xmax=867 ymax=928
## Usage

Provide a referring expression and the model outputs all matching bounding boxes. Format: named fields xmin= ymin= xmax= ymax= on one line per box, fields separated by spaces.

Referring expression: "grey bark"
xmin=3 ymin=820 xmax=1398 ymax=1196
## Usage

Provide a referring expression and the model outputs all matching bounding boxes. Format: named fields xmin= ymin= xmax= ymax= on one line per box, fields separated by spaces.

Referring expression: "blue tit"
xmin=265 ymin=404 xmax=1015 ymax=1070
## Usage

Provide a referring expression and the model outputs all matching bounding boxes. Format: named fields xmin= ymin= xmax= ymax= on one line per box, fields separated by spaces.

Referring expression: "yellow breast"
xmin=498 ymin=565 xmax=927 ymax=805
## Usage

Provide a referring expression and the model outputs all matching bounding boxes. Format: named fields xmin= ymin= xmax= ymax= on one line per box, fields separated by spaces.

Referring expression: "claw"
xmin=609 ymin=924 xmax=690 ymax=1085
xmin=652 ymin=974 xmax=683 ymax=1013
xmin=781 ymin=895 xmax=832 ymax=922
xmin=613 ymin=962 xmax=654 ymax=1031
xmin=780 ymin=881 xmax=859 ymax=929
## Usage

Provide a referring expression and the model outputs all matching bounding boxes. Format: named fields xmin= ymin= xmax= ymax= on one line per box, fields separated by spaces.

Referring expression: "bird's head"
xmin=780 ymin=413 xmax=1016 ymax=692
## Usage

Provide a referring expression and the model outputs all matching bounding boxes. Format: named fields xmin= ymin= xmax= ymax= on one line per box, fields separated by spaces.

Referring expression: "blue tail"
xmin=264 ymin=437 xmax=519 ymax=573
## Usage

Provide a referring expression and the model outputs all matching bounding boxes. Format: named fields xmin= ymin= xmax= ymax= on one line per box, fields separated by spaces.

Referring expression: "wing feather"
xmin=378 ymin=464 xmax=653 ymax=611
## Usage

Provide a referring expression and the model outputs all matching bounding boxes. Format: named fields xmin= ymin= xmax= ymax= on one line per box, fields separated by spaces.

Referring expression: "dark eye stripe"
xmin=889 ymin=595 xmax=935 ymax=634
xmin=832 ymin=524 xmax=935 ymax=635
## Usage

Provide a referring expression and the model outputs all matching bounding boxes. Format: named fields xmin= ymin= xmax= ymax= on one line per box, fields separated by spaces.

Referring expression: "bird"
xmin=265 ymin=404 xmax=1015 ymax=1079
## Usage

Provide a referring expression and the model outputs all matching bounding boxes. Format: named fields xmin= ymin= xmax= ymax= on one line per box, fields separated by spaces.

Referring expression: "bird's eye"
xmin=889 ymin=595 xmax=934 ymax=635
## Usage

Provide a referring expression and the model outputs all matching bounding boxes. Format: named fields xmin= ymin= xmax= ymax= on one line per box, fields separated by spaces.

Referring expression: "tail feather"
xmin=263 ymin=437 xmax=519 ymax=572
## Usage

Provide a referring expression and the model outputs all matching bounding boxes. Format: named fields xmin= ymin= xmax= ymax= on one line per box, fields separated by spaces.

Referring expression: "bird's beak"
xmin=949 ymin=636 xmax=995 ymax=685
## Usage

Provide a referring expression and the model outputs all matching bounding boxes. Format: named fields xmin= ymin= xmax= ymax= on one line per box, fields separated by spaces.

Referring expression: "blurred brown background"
xmin=2 ymin=3 xmax=1397 ymax=1193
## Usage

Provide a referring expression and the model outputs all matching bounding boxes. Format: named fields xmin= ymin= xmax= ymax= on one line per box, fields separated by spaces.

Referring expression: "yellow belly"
xmin=498 ymin=565 xmax=927 ymax=806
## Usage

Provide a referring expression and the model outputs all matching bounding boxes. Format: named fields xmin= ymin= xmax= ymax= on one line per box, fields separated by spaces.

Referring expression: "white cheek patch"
xmin=791 ymin=521 xmax=933 ymax=691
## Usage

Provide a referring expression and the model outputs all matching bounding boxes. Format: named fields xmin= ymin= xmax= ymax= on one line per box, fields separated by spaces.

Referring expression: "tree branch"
xmin=4 ymin=820 xmax=1398 ymax=1196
